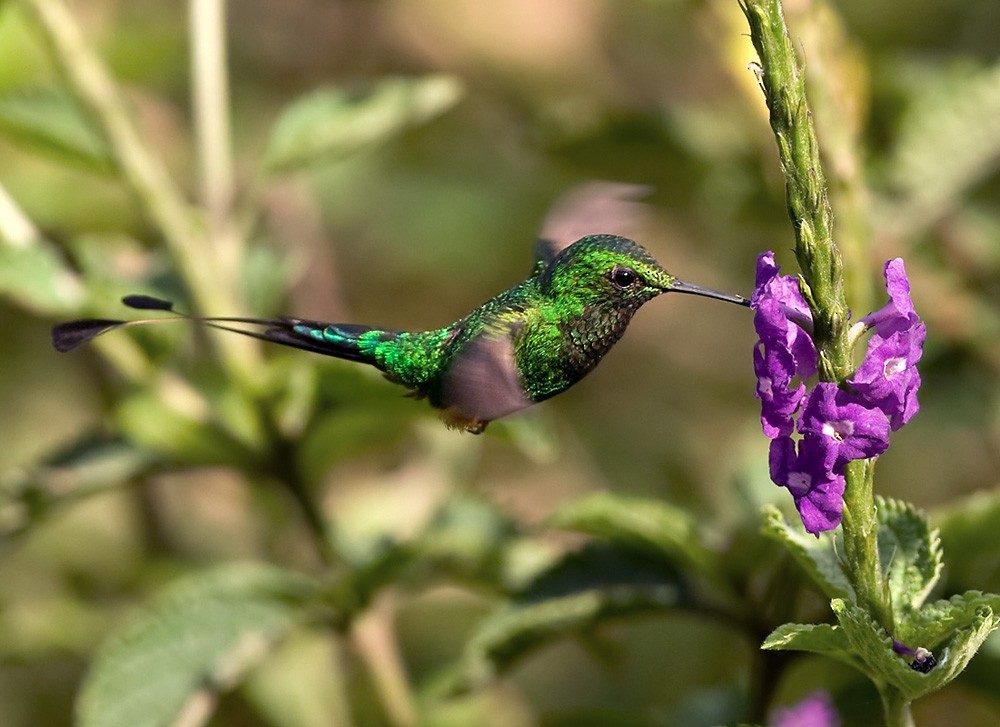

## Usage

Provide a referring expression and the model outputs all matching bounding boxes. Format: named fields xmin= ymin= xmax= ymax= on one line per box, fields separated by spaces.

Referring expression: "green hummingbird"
xmin=52 ymin=187 xmax=749 ymax=433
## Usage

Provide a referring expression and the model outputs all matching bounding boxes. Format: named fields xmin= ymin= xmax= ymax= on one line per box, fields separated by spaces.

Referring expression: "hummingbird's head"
xmin=540 ymin=234 xmax=676 ymax=309
xmin=541 ymin=234 xmax=750 ymax=309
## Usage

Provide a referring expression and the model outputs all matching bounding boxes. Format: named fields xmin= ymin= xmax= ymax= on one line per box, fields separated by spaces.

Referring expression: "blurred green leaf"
xmin=447 ymin=542 xmax=691 ymax=694
xmin=263 ymin=75 xmax=464 ymax=173
xmin=0 ymin=432 xmax=157 ymax=540
xmin=762 ymin=504 xmax=852 ymax=601
xmin=297 ymin=405 xmax=412 ymax=486
xmin=548 ymin=491 xmax=723 ymax=587
xmin=77 ymin=563 xmax=322 ymax=727
xmin=934 ymin=488 xmax=1000 ymax=593
xmin=413 ymin=494 xmax=520 ymax=585
xmin=877 ymin=497 xmax=942 ymax=617
xmin=241 ymin=629 xmax=353 ymax=727
xmin=115 ymin=386 xmax=261 ymax=470
xmin=0 ymin=241 xmax=84 ymax=314
xmin=0 ymin=87 xmax=115 ymax=173
xmin=881 ymin=60 xmax=1000 ymax=230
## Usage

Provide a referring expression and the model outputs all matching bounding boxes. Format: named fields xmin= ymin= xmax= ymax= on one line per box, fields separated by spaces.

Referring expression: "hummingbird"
xmin=52 ymin=186 xmax=749 ymax=433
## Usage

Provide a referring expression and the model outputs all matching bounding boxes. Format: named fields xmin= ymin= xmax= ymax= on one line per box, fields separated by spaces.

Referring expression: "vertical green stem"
xmin=879 ymin=684 xmax=916 ymax=727
xmin=740 ymin=0 xmax=893 ymax=632
xmin=840 ymin=459 xmax=893 ymax=629
xmin=741 ymin=0 xmax=850 ymax=382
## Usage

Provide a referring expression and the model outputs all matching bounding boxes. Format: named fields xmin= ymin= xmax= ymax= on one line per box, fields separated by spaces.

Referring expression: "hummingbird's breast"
xmin=561 ymin=304 xmax=638 ymax=375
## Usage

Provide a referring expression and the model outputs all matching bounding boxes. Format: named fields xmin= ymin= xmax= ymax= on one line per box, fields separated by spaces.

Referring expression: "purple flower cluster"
xmin=752 ymin=253 xmax=925 ymax=535
xmin=769 ymin=691 xmax=841 ymax=727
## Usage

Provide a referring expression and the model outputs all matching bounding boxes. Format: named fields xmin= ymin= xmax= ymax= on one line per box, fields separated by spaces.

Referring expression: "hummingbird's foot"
xmin=439 ymin=409 xmax=488 ymax=434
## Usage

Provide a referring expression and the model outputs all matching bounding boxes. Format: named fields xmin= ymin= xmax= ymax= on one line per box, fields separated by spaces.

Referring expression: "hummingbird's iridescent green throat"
xmin=53 ymin=233 xmax=748 ymax=433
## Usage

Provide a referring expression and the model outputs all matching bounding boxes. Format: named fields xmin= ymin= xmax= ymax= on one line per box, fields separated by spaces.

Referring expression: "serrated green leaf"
xmin=447 ymin=543 xmax=689 ymax=693
xmin=876 ymin=497 xmax=942 ymax=615
xmin=263 ymin=75 xmax=463 ymax=173
xmin=832 ymin=597 xmax=1000 ymax=701
xmin=548 ymin=492 xmax=722 ymax=586
xmin=899 ymin=590 xmax=1000 ymax=650
xmin=0 ymin=241 xmax=84 ymax=314
xmin=830 ymin=598 xmax=929 ymax=699
xmin=0 ymin=88 xmax=115 ymax=173
xmin=761 ymin=621 xmax=850 ymax=657
xmin=761 ymin=505 xmax=852 ymax=600
xmin=77 ymin=563 xmax=322 ymax=727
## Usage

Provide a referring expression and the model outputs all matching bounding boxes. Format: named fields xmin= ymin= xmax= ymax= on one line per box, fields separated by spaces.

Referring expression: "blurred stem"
xmin=20 ymin=0 xmax=256 ymax=381
xmin=190 ymin=0 xmax=243 ymax=276
xmin=0 ymin=178 xmax=41 ymax=248
xmin=352 ymin=593 xmax=418 ymax=727
xmin=741 ymin=0 xmax=893 ymax=641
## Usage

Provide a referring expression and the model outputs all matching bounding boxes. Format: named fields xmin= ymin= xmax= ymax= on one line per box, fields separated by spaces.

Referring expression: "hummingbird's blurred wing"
xmin=439 ymin=324 xmax=530 ymax=432
xmin=532 ymin=182 xmax=651 ymax=272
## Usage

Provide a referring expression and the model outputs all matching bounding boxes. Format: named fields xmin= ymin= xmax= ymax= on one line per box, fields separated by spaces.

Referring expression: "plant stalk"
xmin=21 ymin=0 xmax=257 ymax=382
xmin=740 ymin=0 xmax=894 ymax=631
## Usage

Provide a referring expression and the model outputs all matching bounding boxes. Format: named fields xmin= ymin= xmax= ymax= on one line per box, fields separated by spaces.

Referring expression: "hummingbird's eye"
xmin=609 ymin=266 xmax=639 ymax=289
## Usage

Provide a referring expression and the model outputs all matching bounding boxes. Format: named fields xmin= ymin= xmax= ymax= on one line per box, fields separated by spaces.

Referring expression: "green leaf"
xmin=0 ymin=241 xmax=84 ymax=314
xmin=0 ymin=432 xmax=157 ymax=540
xmin=898 ymin=590 xmax=1000 ymax=651
xmin=876 ymin=497 xmax=942 ymax=615
xmin=761 ymin=621 xmax=851 ymax=659
xmin=448 ymin=542 xmax=690 ymax=693
xmin=831 ymin=598 xmax=927 ymax=699
xmin=761 ymin=504 xmax=852 ymax=600
xmin=241 ymin=629 xmax=353 ymax=727
xmin=832 ymin=597 xmax=1000 ymax=701
xmin=115 ymin=386 xmax=262 ymax=470
xmin=77 ymin=563 xmax=323 ymax=727
xmin=413 ymin=494 xmax=520 ymax=584
xmin=0 ymin=88 xmax=115 ymax=173
xmin=934 ymin=488 xmax=1000 ymax=593
xmin=263 ymin=75 xmax=463 ymax=173
xmin=881 ymin=60 xmax=1000 ymax=231
xmin=548 ymin=491 xmax=723 ymax=586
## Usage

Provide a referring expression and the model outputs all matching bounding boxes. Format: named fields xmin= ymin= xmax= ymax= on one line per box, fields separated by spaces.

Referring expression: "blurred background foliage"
xmin=0 ymin=0 xmax=999 ymax=725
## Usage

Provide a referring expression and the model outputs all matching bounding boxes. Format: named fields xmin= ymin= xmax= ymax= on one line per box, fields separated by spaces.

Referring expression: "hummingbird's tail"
xmin=51 ymin=294 xmax=392 ymax=366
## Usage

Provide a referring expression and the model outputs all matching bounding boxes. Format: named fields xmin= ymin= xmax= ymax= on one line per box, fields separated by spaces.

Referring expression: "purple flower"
xmin=862 ymin=259 xmax=919 ymax=337
xmin=849 ymin=324 xmax=926 ymax=430
xmin=799 ymin=382 xmax=890 ymax=465
xmin=754 ymin=344 xmax=806 ymax=438
xmin=750 ymin=252 xmax=925 ymax=535
xmin=752 ymin=252 xmax=817 ymax=381
xmin=769 ymin=435 xmax=845 ymax=535
xmin=770 ymin=691 xmax=841 ymax=727
xmin=848 ymin=258 xmax=925 ymax=429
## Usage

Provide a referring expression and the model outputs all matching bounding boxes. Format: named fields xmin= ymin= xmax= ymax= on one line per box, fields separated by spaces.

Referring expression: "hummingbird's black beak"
xmin=668 ymin=279 xmax=751 ymax=307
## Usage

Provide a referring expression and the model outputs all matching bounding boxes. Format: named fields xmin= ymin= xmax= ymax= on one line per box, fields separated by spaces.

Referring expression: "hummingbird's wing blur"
xmin=438 ymin=323 xmax=530 ymax=432
xmin=532 ymin=182 xmax=651 ymax=272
